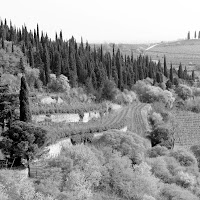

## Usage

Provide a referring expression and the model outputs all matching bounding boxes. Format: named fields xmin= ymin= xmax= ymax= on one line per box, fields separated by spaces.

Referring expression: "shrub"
xmin=169 ymin=149 xmax=198 ymax=168
xmin=160 ymin=183 xmax=199 ymax=200
xmin=185 ymin=97 xmax=200 ymax=113
xmin=93 ymin=130 xmax=147 ymax=164
xmin=175 ymin=84 xmax=193 ymax=100
xmin=175 ymin=170 xmax=196 ymax=188
xmin=147 ymin=157 xmax=173 ymax=183
xmin=149 ymin=112 xmax=163 ymax=127
xmin=191 ymin=145 xmax=200 ymax=169
xmin=147 ymin=145 xmax=169 ymax=158
xmin=133 ymin=80 xmax=175 ymax=107
xmin=25 ymin=67 xmax=40 ymax=90
xmin=148 ymin=126 xmax=174 ymax=149
xmin=48 ymin=74 xmax=70 ymax=93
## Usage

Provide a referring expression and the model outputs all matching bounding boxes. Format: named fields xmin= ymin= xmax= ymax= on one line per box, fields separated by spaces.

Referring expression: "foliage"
xmin=0 ymin=121 xmax=47 ymax=166
xmin=160 ymin=183 xmax=199 ymax=200
xmin=133 ymin=80 xmax=175 ymax=107
xmin=20 ymin=76 xmax=32 ymax=122
xmin=93 ymin=130 xmax=147 ymax=164
xmin=146 ymin=145 xmax=169 ymax=158
xmin=169 ymin=148 xmax=198 ymax=168
xmin=175 ymin=84 xmax=193 ymax=100
xmin=0 ymin=169 xmax=55 ymax=200
xmin=48 ymin=74 xmax=70 ymax=93
xmin=148 ymin=126 xmax=174 ymax=149
xmin=149 ymin=112 xmax=163 ymax=127
xmin=114 ymin=89 xmax=137 ymax=104
xmin=101 ymin=79 xmax=117 ymax=101
xmin=184 ymin=97 xmax=200 ymax=113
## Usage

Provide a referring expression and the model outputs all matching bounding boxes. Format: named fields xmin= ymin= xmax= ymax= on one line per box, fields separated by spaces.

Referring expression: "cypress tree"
xmin=192 ymin=70 xmax=195 ymax=80
xmin=183 ymin=66 xmax=187 ymax=80
xmin=198 ymin=31 xmax=200 ymax=39
xmin=1 ymin=27 xmax=5 ymax=49
xmin=187 ymin=31 xmax=190 ymax=40
xmin=170 ymin=63 xmax=173 ymax=84
xmin=19 ymin=58 xmax=25 ymax=73
xmin=12 ymin=42 xmax=14 ymax=52
xmin=54 ymin=51 xmax=61 ymax=77
xmin=43 ymin=45 xmax=50 ymax=85
xmin=28 ymin=46 xmax=34 ymax=68
xmin=178 ymin=63 xmax=183 ymax=78
xmin=194 ymin=31 xmax=196 ymax=39
xmin=164 ymin=55 xmax=168 ymax=78
xmin=19 ymin=76 xmax=31 ymax=122
xmin=116 ymin=49 xmax=122 ymax=90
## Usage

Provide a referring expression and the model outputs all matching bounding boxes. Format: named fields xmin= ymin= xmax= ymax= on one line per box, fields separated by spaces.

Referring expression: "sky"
xmin=1 ymin=0 xmax=200 ymax=44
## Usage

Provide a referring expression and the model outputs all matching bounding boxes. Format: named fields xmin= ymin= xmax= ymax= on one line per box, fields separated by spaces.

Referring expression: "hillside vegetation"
xmin=1 ymin=18 xmax=200 ymax=200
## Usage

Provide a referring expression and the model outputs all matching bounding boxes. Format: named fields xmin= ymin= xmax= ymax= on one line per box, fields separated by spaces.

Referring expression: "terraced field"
xmin=30 ymin=102 xmax=150 ymax=178
xmin=173 ymin=111 xmax=200 ymax=149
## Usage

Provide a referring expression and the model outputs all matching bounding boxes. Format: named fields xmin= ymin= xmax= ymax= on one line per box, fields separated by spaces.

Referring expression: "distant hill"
xmin=144 ymin=39 xmax=200 ymax=76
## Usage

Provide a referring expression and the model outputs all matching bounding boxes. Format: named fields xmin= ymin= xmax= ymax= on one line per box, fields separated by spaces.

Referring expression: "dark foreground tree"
xmin=0 ymin=121 xmax=47 ymax=176
xmin=19 ymin=76 xmax=31 ymax=122
xmin=148 ymin=126 xmax=174 ymax=149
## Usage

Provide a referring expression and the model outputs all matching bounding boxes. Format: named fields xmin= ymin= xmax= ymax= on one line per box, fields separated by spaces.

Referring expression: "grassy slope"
xmin=145 ymin=39 xmax=200 ymax=76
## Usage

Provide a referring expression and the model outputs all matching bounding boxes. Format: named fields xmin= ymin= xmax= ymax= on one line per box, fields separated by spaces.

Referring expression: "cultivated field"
xmin=173 ymin=110 xmax=200 ymax=149
xmin=145 ymin=39 xmax=200 ymax=75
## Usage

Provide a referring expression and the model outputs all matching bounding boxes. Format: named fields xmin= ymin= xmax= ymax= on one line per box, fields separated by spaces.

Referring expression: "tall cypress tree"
xmin=178 ymin=63 xmax=183 ymax=78
xmin=187 ymin=31 xmax=190 ymax=40
xmin=164 ymin=55 xmax=168 ymax=78
xmin=43 ymin=45 xmax=50 ymax=85
xmin=19 ymin=76 xmax=31 ymax=122
xmin=54 ymin=51 xmax=61 ymax=77
xmin=198 ymin=31 xmax=200 ymax=39
xmin=194 ymin=31 xmax=196 ymax=39
xmin=170 ymin=63 xmax=173 ymax=84
xmin=192 ymin=70 xmax=195 ymax=80
xmin=116 ymin=49 xmax=122 ymax=90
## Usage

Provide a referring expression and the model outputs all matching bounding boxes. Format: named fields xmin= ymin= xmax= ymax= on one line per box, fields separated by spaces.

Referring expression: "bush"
xmin=132 ymin=80 xmax=175 ymax=107
xmin=93 ymin=130 xmax=147 ymax=164
xmin=169 ymin=149 xmax=198 ymax=168
xmin=148 ymin=126 xmax=174 ymax=149
xmin=48 ymin=74 xmax=70 ymax=93
xmin=147 ymin=145 xmax=169 ymax=158
xmin=147 ymin=157 xmax=173 ymax=184
xmin=185 ymin=97 xmax=200 ymax=113
xmin=160 ymin=183 xmax=199 ymax=200
xmin=175 ymin=84 xmax=193 ymax=100
xmin=149 ymin=112 xmax=163 ymax=127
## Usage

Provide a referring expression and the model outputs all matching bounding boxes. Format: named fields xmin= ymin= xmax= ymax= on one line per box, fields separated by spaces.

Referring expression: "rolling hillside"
xmin=145 ymin=39 xmax=200 ymax=76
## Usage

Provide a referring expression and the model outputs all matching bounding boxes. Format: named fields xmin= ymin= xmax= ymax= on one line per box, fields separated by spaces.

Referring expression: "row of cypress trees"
xmin=0 ymin=19 xmax=194 ymax=93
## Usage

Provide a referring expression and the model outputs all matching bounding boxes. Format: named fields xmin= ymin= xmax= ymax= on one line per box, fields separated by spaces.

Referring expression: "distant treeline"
xmin=187 ymin=31 xmax=200 ymax=40
xmin=0 ymin=18 xmax=194 ymax=95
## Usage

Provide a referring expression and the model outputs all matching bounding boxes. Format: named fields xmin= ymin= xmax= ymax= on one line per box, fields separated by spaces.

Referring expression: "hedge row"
xmin=30 ymin=102 xmax=107 ymax=116
xmin=44 ymin=118 xmax=127 ymax=145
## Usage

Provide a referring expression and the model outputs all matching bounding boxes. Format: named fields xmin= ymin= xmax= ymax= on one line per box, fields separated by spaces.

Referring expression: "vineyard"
xmin=173 ymin=110 xmax=200 ymax=149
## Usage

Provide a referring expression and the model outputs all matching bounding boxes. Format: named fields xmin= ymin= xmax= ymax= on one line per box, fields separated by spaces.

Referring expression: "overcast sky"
xmin=1 ymin=0 xmax=199 ymax=43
